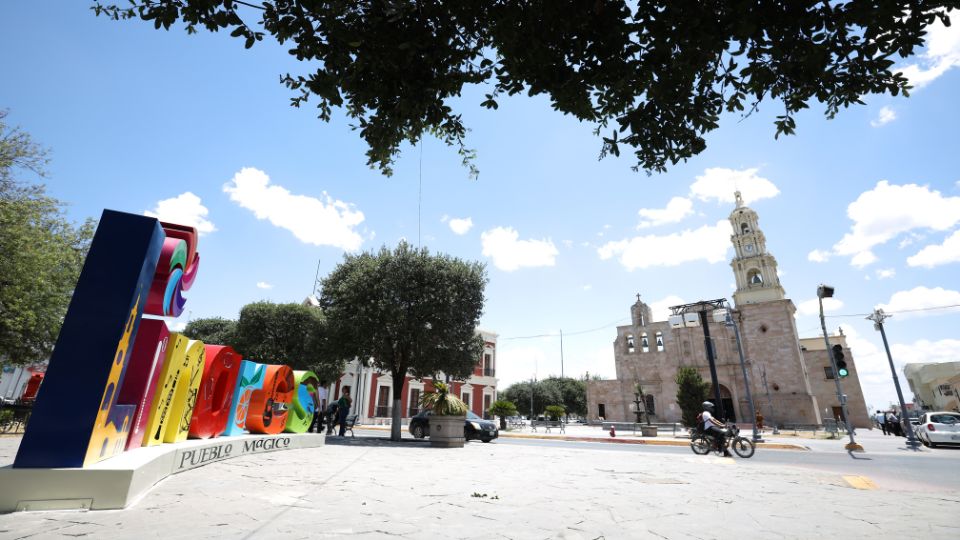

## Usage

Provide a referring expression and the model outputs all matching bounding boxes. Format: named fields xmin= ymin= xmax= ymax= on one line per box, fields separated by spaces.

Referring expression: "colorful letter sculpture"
xmin=14 ymin=209 xmax=326 ymax=470
xmin=188 ymin=345 xmax=242 ymax=439
xmin=118 ymin=318 xmax=170 ymax=451
xmin=13 ymin=211 xmax=165 ymax=468
xmin=223 ymin=360 xmax=266 ymax=436
xmin=285 ymin=371 xmax=320 ymax=434
xmin=247 ymin=365 xmax=295 ymax=435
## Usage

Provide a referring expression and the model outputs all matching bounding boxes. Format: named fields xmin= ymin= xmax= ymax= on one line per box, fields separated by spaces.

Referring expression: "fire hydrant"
xmin=609 ymin=425 xmax=616 ymax=437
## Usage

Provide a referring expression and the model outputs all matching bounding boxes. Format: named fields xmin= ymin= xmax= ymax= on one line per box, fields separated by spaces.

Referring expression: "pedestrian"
xmin=309 ymin=383 xmax=329 ymax=433
xmin=325 ymin=402 xmax=339 ymax=435
xmin=755 ymin=410 xmax=764 ymax=431
xmin=875 ymin=410 xmax=887 ymax=435
xmin=886 ymin=411 xmax=901 ymax=437
xmin=336 ymin=388 xmax=352 ymax=437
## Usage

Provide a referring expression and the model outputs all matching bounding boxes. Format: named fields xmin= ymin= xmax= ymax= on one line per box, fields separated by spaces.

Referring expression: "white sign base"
xmin=0 ymin=432 xmax=325 ymax=512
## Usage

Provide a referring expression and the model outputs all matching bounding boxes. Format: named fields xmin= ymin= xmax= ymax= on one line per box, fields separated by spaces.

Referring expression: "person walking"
xmin=336 ymin=388 xmax=353 ymax=437
xmin=309 ymin=384 xmax=330 ymax=433
xmin=875 ymin=410 xmax=887 ymax=435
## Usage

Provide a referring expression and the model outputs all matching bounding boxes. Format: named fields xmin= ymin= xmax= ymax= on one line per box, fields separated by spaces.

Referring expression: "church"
xmin=586 ymin=193 xmax=871 ymax=429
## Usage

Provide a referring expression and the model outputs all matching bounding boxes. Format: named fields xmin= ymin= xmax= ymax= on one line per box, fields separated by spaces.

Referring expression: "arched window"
xmin=641 ymin=333 xmax=649 ymax=353
xmin=748 ymin=269 xmax=763 ymax=284
xmin=645 ymin=395 xmax=656 ymax=416
xmin=626 ymin=334 xmax=635 ymax=353
xmin=740 ymin=222 xmax=750 ymax=234
xmin=655 ymin=331 xmax=664 ymax=352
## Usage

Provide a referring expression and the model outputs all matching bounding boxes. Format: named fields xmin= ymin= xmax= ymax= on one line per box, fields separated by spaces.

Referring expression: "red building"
xmin=329 ymin=330 xmax=498 ymax=423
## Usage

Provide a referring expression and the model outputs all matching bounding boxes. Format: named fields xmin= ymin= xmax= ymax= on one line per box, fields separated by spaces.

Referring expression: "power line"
xmin=500 ymin=317 xmax=630 ymax=341
xmin=825 ymin=303 xmax=960 ymax=318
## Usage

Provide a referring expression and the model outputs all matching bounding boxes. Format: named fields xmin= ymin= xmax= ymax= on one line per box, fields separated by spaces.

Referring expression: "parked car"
xmin=914 ymin=411 xmax=960 ymax=448
xmin=408 ymin=410 xmax=499 ymax=442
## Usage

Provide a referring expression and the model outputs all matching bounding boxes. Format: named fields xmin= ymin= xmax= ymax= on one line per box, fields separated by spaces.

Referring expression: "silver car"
xmin=915 ymin=411 xmax=960 ymax=448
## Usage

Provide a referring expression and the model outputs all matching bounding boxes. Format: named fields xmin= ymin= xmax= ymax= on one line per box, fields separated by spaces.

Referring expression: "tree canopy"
xmin=319 ymin=241 xmax=486 ymax=441
xmin=503 ymin=376 xmax=586 ymax=418
xmin=675 ymin=366 xmax=710 ymax=427
xmin=93 ymin=1 xmax=955 ymax=176
xmin=182 ymin=317 xmax=237 ymax=350
xmin=0 ymin=112 xmax=95 ymax=365
xmin=183 ymin=303 xmax=344 ymax=384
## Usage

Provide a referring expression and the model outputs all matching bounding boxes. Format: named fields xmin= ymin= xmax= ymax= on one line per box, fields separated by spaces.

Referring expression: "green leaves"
xmin=0 ymin=113 xmax=93 ymax=364
xmin=675 ymin=367 xmax=710 ymax=428
xmin=92 ymin=1 xmax=949 ymax=176
xmin=319 ymin=241 xmax=486 ymax=437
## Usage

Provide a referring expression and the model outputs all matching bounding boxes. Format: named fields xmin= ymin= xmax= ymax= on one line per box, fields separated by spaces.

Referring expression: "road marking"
xmin=843 ymin=475 xmax=877 ymax=490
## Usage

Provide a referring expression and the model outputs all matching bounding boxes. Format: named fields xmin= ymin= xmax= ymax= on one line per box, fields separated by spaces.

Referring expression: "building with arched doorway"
xmin=586 ymin=193 xmax=871 ymax=429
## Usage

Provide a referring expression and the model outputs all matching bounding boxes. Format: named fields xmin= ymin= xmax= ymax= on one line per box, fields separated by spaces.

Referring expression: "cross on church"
xmin=636 ymin=293 xmax=641 ymax=302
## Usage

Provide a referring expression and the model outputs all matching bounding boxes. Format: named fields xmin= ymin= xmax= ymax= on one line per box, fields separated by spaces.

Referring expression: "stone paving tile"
xmin=1 ymin=437 xmax=959 ymax=539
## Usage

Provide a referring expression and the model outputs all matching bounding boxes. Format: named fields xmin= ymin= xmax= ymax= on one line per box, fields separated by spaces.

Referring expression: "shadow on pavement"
xmin=325 ymin=436 xmax=431 ymax=448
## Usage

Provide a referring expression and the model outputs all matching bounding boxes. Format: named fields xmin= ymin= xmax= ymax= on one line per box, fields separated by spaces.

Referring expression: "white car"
xmin=915 ymin=411 xmax=960 ymax=448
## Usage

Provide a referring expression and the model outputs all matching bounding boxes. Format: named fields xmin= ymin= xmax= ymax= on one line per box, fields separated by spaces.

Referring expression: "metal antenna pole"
xmin=867 ymin=309 xmax=920 ymax=450
xmin=819 ymin=295 xmax=861 ymax=451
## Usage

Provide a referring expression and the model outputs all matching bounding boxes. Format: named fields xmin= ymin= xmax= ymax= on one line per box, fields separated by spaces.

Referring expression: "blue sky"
xmin=3 ymin=2 xmax=959 ymax=410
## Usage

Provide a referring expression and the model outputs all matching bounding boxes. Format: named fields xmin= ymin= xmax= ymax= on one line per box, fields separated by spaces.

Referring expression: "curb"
xmin=354 ymin=426 xmax=808 ymax=451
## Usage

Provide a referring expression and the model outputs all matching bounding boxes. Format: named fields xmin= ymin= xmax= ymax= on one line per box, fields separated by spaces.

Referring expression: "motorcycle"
xmin=689 ymin=423 xmax=755 ymax=458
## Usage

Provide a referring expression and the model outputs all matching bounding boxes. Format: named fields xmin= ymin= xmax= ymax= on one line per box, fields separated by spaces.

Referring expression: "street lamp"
xmin=723 ymin=306 xmax=762 ymax=442
xmin=817 ymin=284 xmax=862 ymax=452
xmin=866 ymin=309 xmax=920 ymax=450
xmin=669 ymin=299 xmax=727 ymax=420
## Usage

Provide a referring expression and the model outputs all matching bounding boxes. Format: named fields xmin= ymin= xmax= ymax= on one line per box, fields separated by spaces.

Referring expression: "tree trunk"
xmin=499 ymin=416 xmax=506 ymax=430
xmin=390 ymin=368 xmax=405 ymax=442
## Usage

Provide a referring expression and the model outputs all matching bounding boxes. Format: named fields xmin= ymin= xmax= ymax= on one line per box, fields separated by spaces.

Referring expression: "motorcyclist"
xmin=701 ymin=401 xmax=732 ymax=457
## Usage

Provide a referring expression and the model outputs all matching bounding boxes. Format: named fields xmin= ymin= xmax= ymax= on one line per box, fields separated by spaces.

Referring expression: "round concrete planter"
xmin=430 ymin=415 xmax=465 ymax=448
xmin=640 ymin=425 xmax=658 ymax=437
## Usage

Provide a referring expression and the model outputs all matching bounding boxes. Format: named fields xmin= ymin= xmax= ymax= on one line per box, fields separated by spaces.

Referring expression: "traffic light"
xmin=833 ymin=344 xmax=849 ymax=378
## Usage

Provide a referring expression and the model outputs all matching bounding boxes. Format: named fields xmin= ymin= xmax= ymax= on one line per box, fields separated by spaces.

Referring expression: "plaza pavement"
xmin=1 ymin=430 xmax=957 ymax=539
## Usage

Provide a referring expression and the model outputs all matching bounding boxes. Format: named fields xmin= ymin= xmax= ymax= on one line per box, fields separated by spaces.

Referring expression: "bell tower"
xmin=730 ymin=191 xmax=785 ymax=306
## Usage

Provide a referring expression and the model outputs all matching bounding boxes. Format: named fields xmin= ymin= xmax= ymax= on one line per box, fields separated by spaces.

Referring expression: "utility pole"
xmin=698 ymin=309 xmax=725 ymax=420
xmin=726 ymin=308 xmax=761 ymax=442
xmin=866 ymin=309 xmax=920 ymax=450
xmin=560 ymin=329 xmax=565 ymax=380
xmin=817 ymin=284 xmax=862 ymax=452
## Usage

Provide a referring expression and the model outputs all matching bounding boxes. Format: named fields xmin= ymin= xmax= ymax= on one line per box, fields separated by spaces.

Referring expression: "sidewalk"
xmin=356 ymin=423 xmax=924 ymax=453
xmin=1 ymin=434 xmax=956 ymax=539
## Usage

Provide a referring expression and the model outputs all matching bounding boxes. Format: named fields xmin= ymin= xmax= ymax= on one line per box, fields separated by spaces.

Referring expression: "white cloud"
xmin=877 ymin=286 xmax=960 ymax=318
xmin=833 ymin=180 xmax=960 ymax=267
xmin=582 ymin=284 xmax=593 ymax=291
xmin=223 ymin=167 xmax=365 ymax=251
xmin=840 ymin=323 xmax=960 ymax=409
xmin=170 ymin=321 xmax=187 ymax=332
xmin=876 ymin=268 xmax=896 ymax=280
xmin=689 ymin=168 xmax=780 ymax=205
xmin=480 ymin=227 xmax=558 ymax=271
xmin=256 ymin=281 xmax=273 ymax=289
xmin=897 ymin=12 xmax=960 ymax=89
xmin=598 ymin=221 xmax=731 ymax=270
xmin=637 ymin=197 xmax=694 ymax=228
xmin=648 ymin=295 xmax=685 ymax=322
xmin=851 ymin=251 xmax=879 ymax=268
xmin=907 ymin=229 xmax=960 ymax=268
xmin=797 ymin=297 xmax=844 ymax=316
xmin=808 ymin=249 xmax=831 ymax=263
xmin=144 ymin=192 xmax=216 ymax=235
xmin=448 ymin=217 xmax=473 ymax=235
xmin=870 ymin=106 xmax=897 ymax=127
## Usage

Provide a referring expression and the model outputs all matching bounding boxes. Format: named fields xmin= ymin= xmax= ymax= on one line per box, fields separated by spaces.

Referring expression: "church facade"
xmin=586 ymin=194 xmax=871 ymax=429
